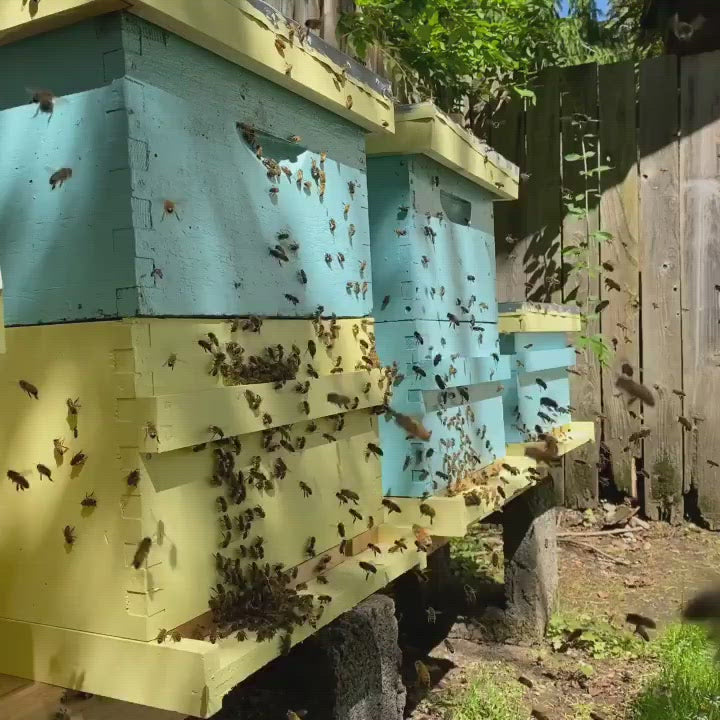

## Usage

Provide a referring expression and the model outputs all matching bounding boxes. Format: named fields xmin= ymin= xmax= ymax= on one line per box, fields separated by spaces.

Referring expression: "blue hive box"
xmin=366 ymin=104 xmax=519 ymax=497
xmin=498 ymin=302 xmax=582 ymax=443
xmin=0 ymin=9 xmax=393 ymax=326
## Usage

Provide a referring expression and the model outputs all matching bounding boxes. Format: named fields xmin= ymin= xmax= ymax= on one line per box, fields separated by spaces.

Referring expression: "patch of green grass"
xmin=547 ymin=611 xmax=652 ymax=660
xmin=450 ymin=529 xmax=503 ymax=586
xmin=431 ymin=662 xmax=528 ymax=720
xmin=630 ymin=623 xmax=720 ymax=720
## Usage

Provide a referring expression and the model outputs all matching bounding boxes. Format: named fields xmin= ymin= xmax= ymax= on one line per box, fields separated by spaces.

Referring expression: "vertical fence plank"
xmin=598 ymin=62 xmax=641 ymax=496
xmin=523 ymin=68 xmax=563 ymax=303
xmin=491 ymin=94 xmax=527 ymax=303
xmin=639 ymin=55 xmax=683 ymax=522
xmin=560 ymin=63 xmax=601 ymax=508
xmin=681 ymin=50 xmax=720 ymax=528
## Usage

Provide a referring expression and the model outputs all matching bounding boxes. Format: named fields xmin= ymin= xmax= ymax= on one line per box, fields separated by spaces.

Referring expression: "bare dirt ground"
xmin=405 ymin=512 xmax=720 ymax=720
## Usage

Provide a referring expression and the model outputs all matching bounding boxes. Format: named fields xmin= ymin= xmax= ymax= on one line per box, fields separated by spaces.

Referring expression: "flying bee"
xmin=306 ymin=536 xmax=316 ymax=557
xmin=269 ymin=187 xmax=280 ymax=196
xmin=49 ymin=167 xmax=72 ymax=189
xmin=209 ymin=425 xmax=225 ymax=440
xmin=299 ymin=481 xmax=312 ymax=497
xmin=81 ymin=492 xmax=97 ymax=507
xmin=322 ymin=433 xmax=336 ymax=442
xmin=132 ymin=537 xmax=152 ymax=568
xmin=53 ymin=438 xmax=68 ymax=456
xmin=18 ymin=379 xmax=39 ymax=399
xmin=285 ymin=293 xmax=300 ymax=305
xmin=63 ymin=525 xmax=77 ymax=545
xmin=337 ymin=252 xmax=345 ymax=266
xmin=414 ymin=331 xmax=424 ymax=345
xmin=144 ymin=422 xmax=159 ymax=442
xmin=419 ymin=503 xmax=435 ymax=524
xmin=359 ymin=561 xmax=376 ymax=580
xmin=349 ymin=508 xmax=363 ymax=523
xmin=270 ymin=246 xmax=289 ymax=264
xmin=382 ymin=498 xmax=401 ymax=514
xmin=288 ymin=134 xmax=301 ymax=143
xmin=329 ymin=218 xmax=336 ymax=232
xmin=70 ymin=451 xmax=87 ymax=467
xmin=395 ymin=229 xmax=407 ymax=237
xmin=8 ymin=470 xmax=30 ymax=491
xmin=390 ymin=539 xmax=408 ymax=554
xmin=348 ymin=224 xmax=356 ymax=239
xmin=367 ymin=442 xmax=383 ymax=458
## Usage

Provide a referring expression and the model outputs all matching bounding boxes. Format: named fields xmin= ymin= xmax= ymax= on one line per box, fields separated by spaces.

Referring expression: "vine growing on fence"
xmin=561 ymin=112 xmax=614 ymax=367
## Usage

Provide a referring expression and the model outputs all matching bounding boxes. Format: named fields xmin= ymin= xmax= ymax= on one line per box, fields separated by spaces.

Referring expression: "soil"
xmin=404 ymin=512 xmax=720 ymax=720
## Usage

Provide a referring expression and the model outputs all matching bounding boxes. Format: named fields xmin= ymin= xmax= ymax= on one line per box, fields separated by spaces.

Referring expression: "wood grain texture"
xmin=491 ymin=93 xmax=526 ymax=303
xmin=639 ymin=55 xmax=684 ymax=522
xmin=560 ymin=64 xmax=601 ymax=508
xmin=523 ymin=68 xmax=562 ymax=304
xmin=680 ymin=50 xmax=720 ymax=528
xmin=598 ymin=61 xmax=640 ymax=495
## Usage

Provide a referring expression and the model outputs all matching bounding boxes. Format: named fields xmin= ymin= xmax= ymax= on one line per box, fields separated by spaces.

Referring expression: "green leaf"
xmin=590 ymin=230 xmax=613 ymax=242
xmin=564 ymin=153 xmax=583 ymax=162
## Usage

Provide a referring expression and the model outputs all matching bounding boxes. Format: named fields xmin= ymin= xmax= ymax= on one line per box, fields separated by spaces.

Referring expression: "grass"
xmin=430 ymin=662 xmax=528 ymax=720
xmin=630 ymin=623 xmax=720 ymax=720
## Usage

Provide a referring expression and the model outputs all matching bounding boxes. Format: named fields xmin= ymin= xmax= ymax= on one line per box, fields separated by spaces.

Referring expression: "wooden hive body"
xmin=0 ymin=12 xmax=375 ymax=326
xmin=366 ymin=106 xmax=518 ymax=497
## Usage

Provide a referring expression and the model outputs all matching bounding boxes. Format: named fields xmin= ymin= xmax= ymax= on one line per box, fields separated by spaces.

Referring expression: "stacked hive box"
xmin=366 ymin=104 xmax=518 ymax=499
xmin=499 ymin=302 xmax=595 ymax=454
xmin=0 ymin=3 xmax=424 ymax=716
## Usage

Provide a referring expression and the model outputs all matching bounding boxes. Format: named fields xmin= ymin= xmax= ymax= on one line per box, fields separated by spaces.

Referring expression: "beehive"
xmin=498 ymin=302 xmax=587 ymax=444
xmin=0 ymin=5 xmax=392 ymax=326
xmin=366 ymin=104 xmax=519 ymax=497
xmin=0 ymin=1 xmax=408 ymax=715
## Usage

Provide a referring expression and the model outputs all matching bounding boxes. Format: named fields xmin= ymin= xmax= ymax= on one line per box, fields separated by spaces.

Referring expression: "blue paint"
xmin=500 ymin=332 xmax=574 ymax=442
xmin=0 ymin=14 xmax=373 ymax=325
xmin=368 ymin=152 xmax=507 ymax=496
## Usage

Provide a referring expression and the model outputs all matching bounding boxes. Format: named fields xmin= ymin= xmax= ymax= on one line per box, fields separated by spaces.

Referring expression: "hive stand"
xmin=366 ymin=104 xmax=520 ymax=498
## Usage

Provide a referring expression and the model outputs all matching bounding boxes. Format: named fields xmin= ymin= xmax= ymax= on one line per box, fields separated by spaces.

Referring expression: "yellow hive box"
xmin=0 ymin=317 xmax=426 ymax=715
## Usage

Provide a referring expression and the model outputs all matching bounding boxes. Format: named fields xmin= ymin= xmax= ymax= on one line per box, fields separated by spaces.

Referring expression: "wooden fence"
xmin=490 ymin=51 xmax=720 ymax=528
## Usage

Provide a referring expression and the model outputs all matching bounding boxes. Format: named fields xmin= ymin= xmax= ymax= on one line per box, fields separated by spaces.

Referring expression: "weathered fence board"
xmin=524 ymin=68 xmax=562 ymax=304
xmin=560 ymin=64 xmax=601 ymax=508
xmin=491 ymin=94 xmax=526 ymax=303
xmin=639 ymin=55 xmax=684 ymax=523
xmin=680 ymin=50 xmax=720 ymax=529
xmin=598 ymin=61 xmax=640 ymax=495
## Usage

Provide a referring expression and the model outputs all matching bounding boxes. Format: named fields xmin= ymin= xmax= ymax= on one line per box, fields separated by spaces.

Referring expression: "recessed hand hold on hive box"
xmin=0 ymin=9 xmax=393 ymax=326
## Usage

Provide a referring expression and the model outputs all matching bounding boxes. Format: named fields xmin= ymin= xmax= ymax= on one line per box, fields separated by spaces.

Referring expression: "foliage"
xmin=449 ymin=527 xmax=503 ymax=586
xmin=547 ymin=611 xmax=652 ymax=660
xmin=431 ymin=662 xmax=529 ymax=720
xmin=630 ymin=623 xmax=720 ymax=720
xmin=338 ymin=0 xmax=562 ymax=119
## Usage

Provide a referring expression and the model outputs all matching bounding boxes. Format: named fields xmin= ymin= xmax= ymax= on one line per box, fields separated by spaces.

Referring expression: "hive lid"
xmin=366 ymin=102 xmax=519 ymax=200
xmin=498 ymin=301 xmax=582 ymax=333
xmin=0 ymin=0 xmax=394 ymax=134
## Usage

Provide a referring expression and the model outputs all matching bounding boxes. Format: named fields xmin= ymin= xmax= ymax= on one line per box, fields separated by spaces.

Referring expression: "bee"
xmin=288 ymin=134 xmax=301 ymax=143
xmin=307 ymin=421 xmax=318 ymax=433
xmin=297 ymin=269 xmax=308 ymax=285
xmin=30 ymin=89 xmax=58 ymax=117
xmin=324 ymin=253 xmax=333 ymax=266
xmin=245 ymin=390 xmax=262 ymax=410
xmin=348 ymin=224 xmax=356 ymax=239
xmin=295 ymin=380 xmax=310 ymax=394
xmin=414 ymin=331 xmax=424 ymax=345
xmin=329 ymin=219 xmax=336 ymax=232
xmin=132 ymin=537 xmax=152 ymax=568
xmin=306 ymin=536 xmax=317 ymax=557
xmin=63 ymin=525 xmax=77 ymax=545
xmin=412 ymin=365 xmax=426 ymax=379
xmin=299 ymin=481 xmax=312 ymax=497
xmin=439 ymin=286 xmax=445 ymax=299
xmin=49 ymin=167 xmax=73 ymax=190
xmin=303 ymin=181 xmax=312 ymax=191
xmin=367 ymin=442 xmax=383 ymax=458
xmin=270 ymin=246 xmax=289 ymax=263
xmin=327 ymin=392 xmax=351 ymax=408
xmin=349 ymin=508 xmax=363 ymax=523
xmin=415 ymin=660 xmax=431 ymax=688
xmin=161 ymin=199 xmax=182 ymax=222
xmin=209 ymin=425 xmax=225 ymax=440
xmin=447 ymin=313 xmax=460 ymax=328
xmin=380 ymin=295 xmax=391 ymax=311
xmin=419 ymin=503 xmax=435 ymax=524
xmin=269 ymin=187 xmax=280 ymax=196
xmin=367 ymin=515 xmax=375 ymax=529
xmin=345 ymin=95 xmax=353 ymax=109
xmin=322 ymin=433 xmax=337 ymax=442
xmin=170 ymin=630 xmax=182 ymax=642
xmin=359 ymin=561 xmax=376 ymax=579
xmin=144 ymin=422 xmax=159 ymax=442
xmin=394 ymin=229 xmax=407 ymax=237
xmin=156 ymin=628 xmax=168 ymax=643
xmin=81 ymin=492 xmax=97 ymax=507
xmin=300 ymin=400 xmax=310 ymax=415
xmin=37 ymin=464 xmax=52 ymax=481
xmin=390 ymin=539 xmax=407 ymax=553
xmin=679 ymin=416 xmax=694 ymax=431
xmin=348 ymin=181 xmax=356 ymax=197
xmin=198 ymin=338 xmax=213 ymax=353
xmin=337 ymin=252 xmax=345 ymax=266
xmin=53 ymin=438 xmax=68 ymax=456
xmin=8 ymin=470 xmax=30 ymax=491
xmin=262 ymin=413 xmax=273 ymax=426
xmin=70 ymin=451 xmax=87 ymax=467
xmin=127 ymin=469 xmax=141 ymax=487
xmin=320 ymin=151 xmax=327 ymax=163
xmin=434 ymin=375 xmax=446 ymax=390
xmin=382 ymin=498 xmax=401 ymax=514
xmin=18 ymin=380 xmax=39 ymax=399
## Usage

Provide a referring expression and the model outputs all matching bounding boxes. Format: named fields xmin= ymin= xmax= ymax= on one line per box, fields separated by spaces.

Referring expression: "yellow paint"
xmin=366 ymin=103 xmax=519 ymax=200
xmin=498 ymin=310 xmax=582 ymax=333
xmin=0 ymin=318 xmax=385 ymax=647
xmin=0 ymin=526 xmax=424 ymax=717
xmin=505 ymin=421 xmax=595 ymax=457
xmin=0 ymin=277 xmax=5 ymax=354
xmin=0 ymin=0 xmax=125 ymax=45
xmin=383 ymin=456 xmax=539 ymax=537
